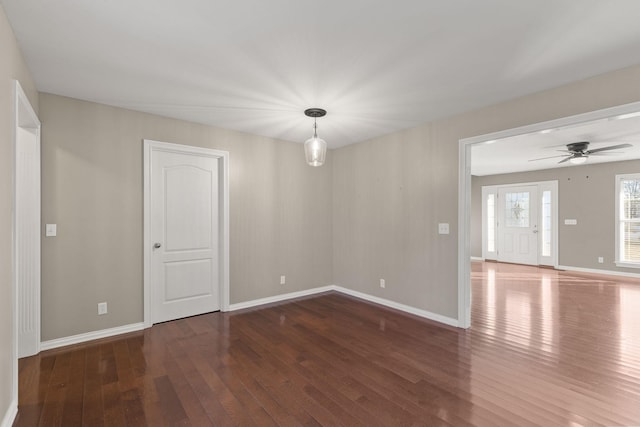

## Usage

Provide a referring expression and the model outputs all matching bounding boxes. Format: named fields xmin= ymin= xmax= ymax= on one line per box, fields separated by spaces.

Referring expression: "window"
xmin=616 ymin=174 xmax=640 ymax=267
xmin=487 ymin=193 xmax=495 ymax=253
xmin=541 ymin=190 xmax=551 ymax=257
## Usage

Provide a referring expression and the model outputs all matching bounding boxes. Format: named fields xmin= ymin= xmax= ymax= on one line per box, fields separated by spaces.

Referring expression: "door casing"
xmin=482 ymin=181 xmax=558 ymax=267
xmin=12 ymin=80 xmax=41 ymax=409
xmin=143 ymin=140 xmax=230 ymax=327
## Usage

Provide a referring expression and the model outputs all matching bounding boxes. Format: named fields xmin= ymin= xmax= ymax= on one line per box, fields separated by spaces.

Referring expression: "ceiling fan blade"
xmin=588 ymin=151 xmax=624 ymax=156
xmin=586 ymin=143 xmax=632 ymax=154
xmin=528 ymin=155 xmax=569 ymax=162
xmin=558 ymin=156 xmax=573 ymax=164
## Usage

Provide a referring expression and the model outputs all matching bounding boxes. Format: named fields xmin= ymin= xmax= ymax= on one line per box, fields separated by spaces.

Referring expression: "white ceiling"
xmin=471 ymin=113 xmax=640 ymax=176
xmin=4 ymin=0 xmax=640 ymax=148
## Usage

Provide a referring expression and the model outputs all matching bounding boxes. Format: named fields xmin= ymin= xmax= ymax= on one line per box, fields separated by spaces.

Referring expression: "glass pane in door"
xmin=505 ymin=192 xmax=529 ymax=227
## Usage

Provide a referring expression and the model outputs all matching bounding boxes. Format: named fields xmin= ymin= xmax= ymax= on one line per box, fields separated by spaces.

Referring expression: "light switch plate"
xmin=438 ymin=223 xmax=450 ymax=234
xmin=564 ymin=219 xmax=577 ymax=225
xmin=45 ymin=224 xmax=57 ymax=237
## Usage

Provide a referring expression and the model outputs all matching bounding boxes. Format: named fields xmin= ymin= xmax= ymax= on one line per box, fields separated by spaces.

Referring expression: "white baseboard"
xmin=40 ymin=322 xmax=145 ymax=352
xmin=38 ymin=285 xmax=460 ymax=353
xmin=557 ymin=265 xmax=640 ymax=279
xmin=333 ymin=286 xmax=460 ymax=328
xmin=470 ymin=256 xmax=484 ymax=262
xmin=0 ymin=398 xmax=17 ymax=427
xmin=228 ymin=284 xmax=459 ymax=327
xmin=228 ymin=286 xmax=334 ymax=311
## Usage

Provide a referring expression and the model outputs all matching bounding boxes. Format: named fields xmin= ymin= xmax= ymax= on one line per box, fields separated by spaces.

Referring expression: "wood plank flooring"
xmin=14 ymin=262 xmax=640 ymax=426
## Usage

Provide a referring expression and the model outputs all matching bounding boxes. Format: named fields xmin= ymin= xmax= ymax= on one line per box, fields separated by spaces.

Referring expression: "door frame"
xmin=482 ymin=181 xmax=558 ymax=266
xmin=458 ymin=100 xmax=640 ymax=329
xmin=143 ymin=139 xmax=230 ymax=328
xmin=12 ymin=81 xmax=41 ymax=407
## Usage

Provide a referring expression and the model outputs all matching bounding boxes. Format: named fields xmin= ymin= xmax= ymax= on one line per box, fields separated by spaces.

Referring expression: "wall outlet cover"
xmin=98 ymin=302 xmax=108 ymax=315
xmin=438 ymin=223 xmax=450 ymax=234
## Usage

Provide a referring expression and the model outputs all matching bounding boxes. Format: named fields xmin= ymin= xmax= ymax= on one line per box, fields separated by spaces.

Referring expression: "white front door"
xmin=150 ymin=146 xmax=220 ymax=323
xmin=497 ymin=186 xmax=539 ymax=265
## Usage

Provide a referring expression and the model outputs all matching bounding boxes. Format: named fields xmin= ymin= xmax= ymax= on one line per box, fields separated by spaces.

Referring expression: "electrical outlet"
xmin=598 ymin=257 xmax=604 ymax=264
xmin=98 ymin=302 xmax=108 ymax=315
xmin=280 ymin=275 xmax=286 ymax=285
xmin=380 ymin=278 xmax=385 ymax=288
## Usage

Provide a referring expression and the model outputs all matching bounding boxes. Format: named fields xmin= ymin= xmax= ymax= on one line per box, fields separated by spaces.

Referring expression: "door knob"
xmin=154 ymin=243 xmax=162 ymax=249
xmin=532 ymin=230 xmax=538 ymax=234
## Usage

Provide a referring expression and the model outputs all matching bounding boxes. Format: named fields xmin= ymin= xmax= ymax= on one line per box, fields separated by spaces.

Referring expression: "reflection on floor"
xmin=13 ymin=261 xmax=640 ymax=426
xmin=471 ymin=261 xmax=640 ymax=425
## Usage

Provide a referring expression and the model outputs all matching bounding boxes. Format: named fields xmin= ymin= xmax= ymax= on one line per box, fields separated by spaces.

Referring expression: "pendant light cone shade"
xmin=304 ymin=108 xmax=327 ymax=167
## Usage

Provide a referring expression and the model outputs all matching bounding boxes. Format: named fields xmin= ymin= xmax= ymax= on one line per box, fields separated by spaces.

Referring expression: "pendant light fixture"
xmin=304 ymin=108 xmax=327 ymax=167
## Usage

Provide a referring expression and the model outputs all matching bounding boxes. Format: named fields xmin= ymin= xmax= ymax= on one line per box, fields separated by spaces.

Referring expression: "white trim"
xmin=143 ymin=139 xmax=230 ymax=328
xmin=615 ymin=261 xmax=640 ymax=269
xmin=614 ymin=173 xmax=640 ymax=267
xmin=228 ymin=286 xmax=335 ymax=311
xmin=37 ymin=285 xmax=460 ymax=353
xmin=470 ymin=256 xmax=484 ymax=262
xmin=458 ymin=141 xmax=472 ymax=328
xmin=334 ymin=286 xmax=460 ymax=327
xmin=11 ymin=80 xmax=41 ymax=414
xmin=229 ymin=285 xmax=459 ymax=327
xmin=459 ymin=100 xmax=640 ymax=330
xmin=557 ymin=265 xmax=640 ymax=279
xmin=1 ymin=398 xmax=17 ymax=427
xmin=40 ymin=322 xmax=145 ymax=351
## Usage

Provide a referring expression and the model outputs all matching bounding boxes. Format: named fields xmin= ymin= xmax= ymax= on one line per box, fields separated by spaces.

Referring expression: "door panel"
xmin=165 ymin=166 xmax=213 ymax=251
xmin=497 ymin=186 xmax=538 ymax=265
xmin=152 ymin=150 xmax=219 ymax=323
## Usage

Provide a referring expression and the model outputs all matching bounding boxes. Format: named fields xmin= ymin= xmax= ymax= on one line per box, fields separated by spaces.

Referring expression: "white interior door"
xmin=151 ymin=148 xmax=220 ymax=323
xmin=16 ymin=126 xmax=40 ymax=357
xmin=497 ymin=185 xmax=538 ymax=265
xmin=14 ymin=81 xmax=41 ymax=360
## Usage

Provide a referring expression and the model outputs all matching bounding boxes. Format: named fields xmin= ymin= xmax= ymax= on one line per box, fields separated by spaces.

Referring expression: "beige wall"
xmin=5 ymin=11 xmax=640 ymax=423
xmin=333 ymin=63 xmax=640 ymax=319
xmin=471 ymin=160 xmax=640 ymax=273
xmin=0 ymin=5 xmax=39 ymax=423
xmin=39 ymin=93 xmax=333 ymax=341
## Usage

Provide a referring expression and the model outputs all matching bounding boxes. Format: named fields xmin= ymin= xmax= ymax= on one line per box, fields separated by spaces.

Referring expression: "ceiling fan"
xmin=529 ymin=141 xmax=632 ymax=165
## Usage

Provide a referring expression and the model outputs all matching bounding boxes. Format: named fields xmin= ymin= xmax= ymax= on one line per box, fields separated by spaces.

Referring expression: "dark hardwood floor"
xmin=14 ymin=262 xmax=640 ymax=426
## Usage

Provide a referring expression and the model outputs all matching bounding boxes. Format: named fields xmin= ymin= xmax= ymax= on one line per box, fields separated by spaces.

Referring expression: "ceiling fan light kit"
xmin=568 ymin=154 xmax=587 ymax=165
xmin=304 ymin=108 xmax=327 ymax=167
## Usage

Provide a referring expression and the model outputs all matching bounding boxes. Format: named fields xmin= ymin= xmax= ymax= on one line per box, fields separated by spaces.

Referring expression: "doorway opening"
xmin=458 ymin=101 xmax=640 ymax=329
xmin=12 ymin=80 xmax=41 ymax=408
